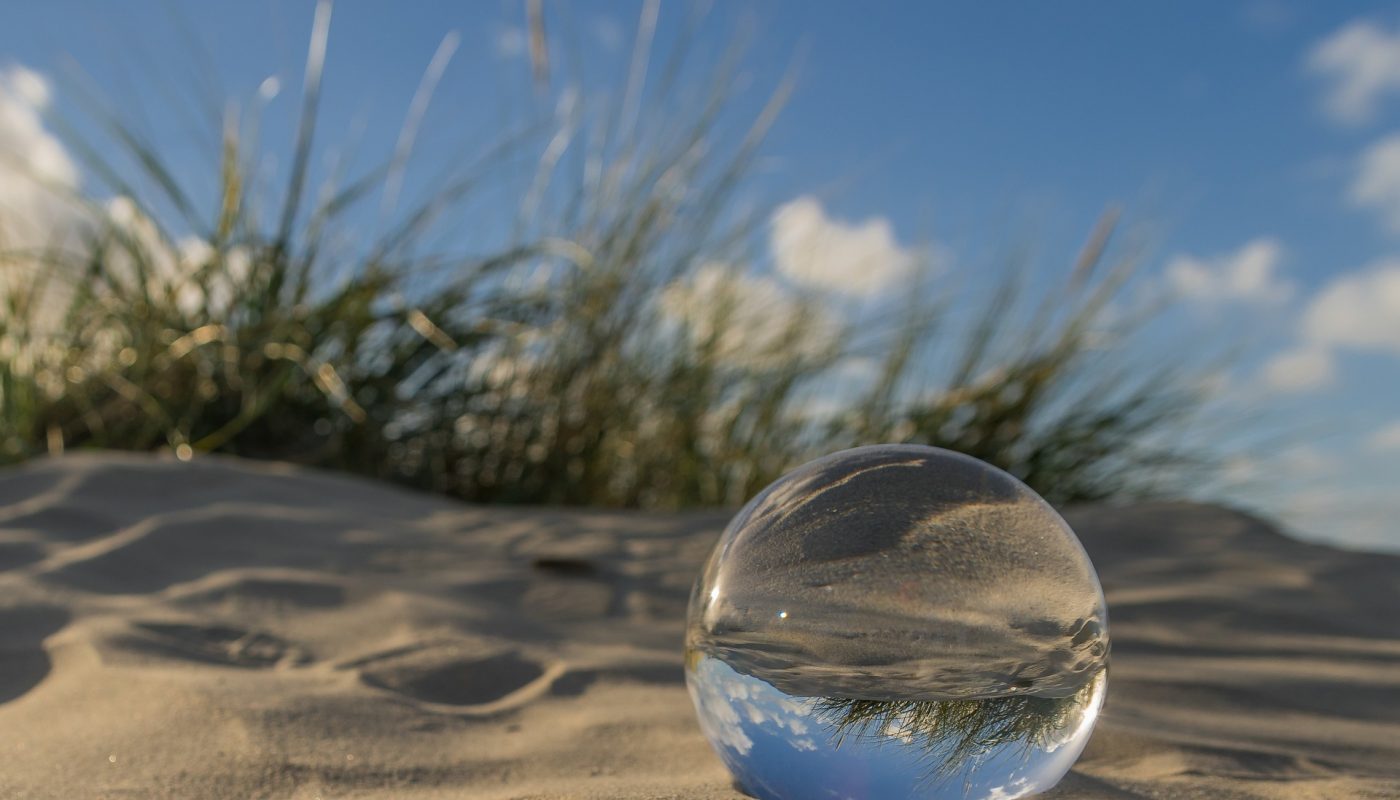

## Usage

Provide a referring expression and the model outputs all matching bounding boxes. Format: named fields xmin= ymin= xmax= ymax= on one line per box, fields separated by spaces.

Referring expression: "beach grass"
xmin=0 ymin=1 xmax=1217 ymax=510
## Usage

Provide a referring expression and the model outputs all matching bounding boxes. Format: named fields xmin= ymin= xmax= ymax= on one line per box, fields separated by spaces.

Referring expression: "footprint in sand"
xmin=352 ymin=642 xmax=682 ymax=715
xmin=170 ymin=575 xmax=349 ymax=611
xmin=0 ymin=605 xmax=71 ymax=704
xmin=353 ymin=646 xmax=566 ymax=715
xmin=109 ymin=621 xmax=313 ymax=669
xmin=455 ymin=558 xmax=621 ymax=622
xmin=547 ymin=662 xmax=680 ymax=697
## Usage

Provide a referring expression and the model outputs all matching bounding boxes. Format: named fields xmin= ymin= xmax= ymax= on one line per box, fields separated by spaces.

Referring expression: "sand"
xmin=0 ymin=453 xmax=1395 ymax=799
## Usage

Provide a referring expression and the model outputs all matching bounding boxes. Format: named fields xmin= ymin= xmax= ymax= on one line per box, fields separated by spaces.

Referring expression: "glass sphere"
xmin=686 ymin=445 xmax=1108 ymax=800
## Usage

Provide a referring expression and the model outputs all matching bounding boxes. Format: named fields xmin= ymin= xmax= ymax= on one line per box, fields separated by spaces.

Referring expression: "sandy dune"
xmin=0 ymin=453 xmax=1396 ymax=798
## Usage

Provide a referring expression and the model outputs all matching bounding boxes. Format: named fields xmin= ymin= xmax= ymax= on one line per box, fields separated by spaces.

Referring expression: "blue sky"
xmin=1 ymin=1 xmax=1398 ymax=549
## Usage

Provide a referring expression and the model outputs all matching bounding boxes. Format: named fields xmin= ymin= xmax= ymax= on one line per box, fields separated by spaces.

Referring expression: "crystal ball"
xmin=685 ymin=445 xmax=1109 ymax=800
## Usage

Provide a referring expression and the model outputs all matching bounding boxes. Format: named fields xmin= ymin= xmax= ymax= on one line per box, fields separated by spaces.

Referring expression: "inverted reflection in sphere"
xmin=686 ymin=445 xmax=1109 ymax=800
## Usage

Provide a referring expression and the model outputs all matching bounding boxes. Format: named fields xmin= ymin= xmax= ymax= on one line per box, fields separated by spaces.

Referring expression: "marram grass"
xmin=0 ymin=2 xmax=1217 ymax=509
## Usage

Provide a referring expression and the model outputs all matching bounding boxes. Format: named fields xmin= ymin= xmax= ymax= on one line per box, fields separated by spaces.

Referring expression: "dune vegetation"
xmin=0 ymin=2 xmax=1214 ymax=509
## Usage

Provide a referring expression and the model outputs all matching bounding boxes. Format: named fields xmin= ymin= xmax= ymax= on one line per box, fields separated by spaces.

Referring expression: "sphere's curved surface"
xmin=685 ymin=445 xmax=1109 ymax=800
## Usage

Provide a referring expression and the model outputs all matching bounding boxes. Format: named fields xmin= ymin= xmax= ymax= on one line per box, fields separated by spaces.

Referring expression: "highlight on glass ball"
xmin=685 ymin=444 xmax=1109 ymax=800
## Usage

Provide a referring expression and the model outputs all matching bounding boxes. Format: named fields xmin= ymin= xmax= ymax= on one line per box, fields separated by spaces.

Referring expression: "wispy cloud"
xmin=1279 ymin=444 xmax=1339 ymax=474
xmin=1349 ymin=133 xmax=1400 ymax=232
xmin=1301 ymin=260 xmax=1400 ymax=353
xmin=1261 ymin=345 xmax=1335 ymax=392
xmin=1222 ymin=455 xmax=1260 ymax=484
xmin=1261 ymin=259 xmax=1400 ymax=392
xmin=985 ymin=778 xmax=1034 ymax=800
xmin=0 ymin=66 xmax=256 ymax=327
xmin=1281 ymin=485 xmax=1400 ymax=550
xmin=661 ymin=262 xmax=832 ymax=367
xmin=1307 ymin=19 xmax=1400 ymax=125
xmin=770 ymin=196 xmax=917 ymax=298
xmin=1368 ymin=420 xmax=1400 ymax=452
xmin=1165 ymin=238 xmax=1293 ymax=306
xmin=0 ymin=65 xmax=85 ymax=252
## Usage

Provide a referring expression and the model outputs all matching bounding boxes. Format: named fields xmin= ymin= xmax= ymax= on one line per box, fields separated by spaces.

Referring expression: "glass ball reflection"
xmin=686 ymin=445 xmax=1108 ymax=800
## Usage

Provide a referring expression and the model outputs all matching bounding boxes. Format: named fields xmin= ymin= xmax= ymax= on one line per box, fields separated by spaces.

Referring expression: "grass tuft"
xmin=0 ymin=5 xmax=1222 ymax=510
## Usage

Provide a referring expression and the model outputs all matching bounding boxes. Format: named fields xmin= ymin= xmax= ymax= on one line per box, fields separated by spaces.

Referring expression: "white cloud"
xmin=691 ymin=657 xmax=823 ymax=758
xmin=1307 ymin=20 xmax=1400 ymax=125
xmin=660 ymin=262 xmax=834 ymax=368
xmin=495 ymin=26 xmax=527 ymax=59
xmin=0 ymin=65 xmax=94 ymax=336
xmin=1281 ymin=485 xmax=1400 ymax=551
xmin=1349 ymin=133 xmax=1400 ymax=232
xmin=257 ymin=75 xmax=281 ymax=102
xmin=101 ymin=197 xmax=244 ymax=319
xmin=986 ymin=779 xmax=1035 ymax=800
xmin=0 ymin=66 xmax=236 ymax=330
xmin=1279 ymin=444 xmax=1338 ymax=474
xmin=1164 ymin=238 xmax=1293 ymax=306
xmin=1261 ymin=346 xmax=1335 ymax=392
xmin=1301 ymin=260 xmax=1400 ymax=352
xmin=1368 ymin=419 xmax=1400 ymax=452
xmin=1260 ymin=260 xmax=1400 ymax=393
xmin=1222 ymin=456 xmax=1261 ymax=486
xmin=0 ymin=65 xmax=85 ymax=255
xmin=770 ymin=196 xmax=916 ymax=298
xmin=690 ymin=660 xmax=753 ymax=756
